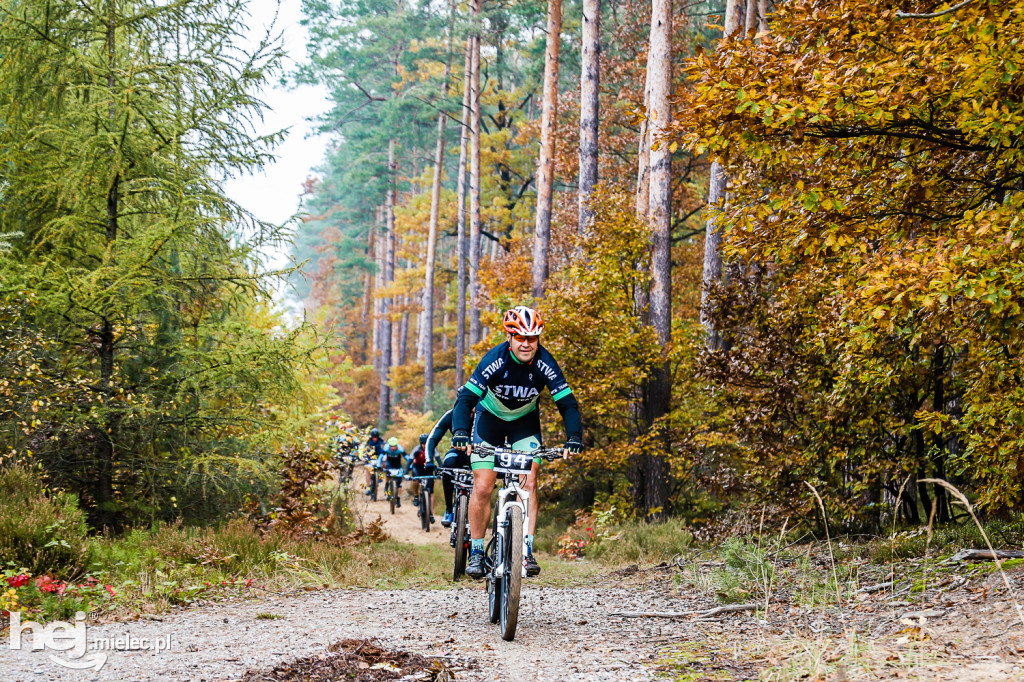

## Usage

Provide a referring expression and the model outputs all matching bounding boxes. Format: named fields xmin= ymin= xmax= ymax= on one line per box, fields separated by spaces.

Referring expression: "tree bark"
xmin=441 ymin=286 xmax=451 ymax=353
xmin=744 ymin=0 xmax=757 ymax=35
xmin=398 ymin=297 xmax=409 ymax=367
xmin=701 ymin=160 xmax=727 ymax=350
xmin=578 ymin=0 xmax=600 ymax=237
xmin=758 ymin=0 xmax=769 ymax=33
xmin=364 ymin=227 xmax=376 ymax=367
xmin=724 ymin=0 xmax=743 ymax=39
xmin=373 ymin=213 xmax=384 ymax=373
xmin=456 ymin=40 xmax=472 ymax=387
xmin=531 ymin=0 xmax=562 ymax=298
xmin=378 ymin=139 xmax=397 ymax=427
xmin=700 ymin=0 xmax=743 ymax=350
xmin=94 ymin=2 xmax=119 ymax=529
xmin=469 ymin=20 xmax=483 ymax=344
xmin=648 ymin=0 xmax=672 ymax=354
xmin=641 ymin=0 xmax=673 ymax=521
xmin=422 ymin=60 xmax=452 ymax=410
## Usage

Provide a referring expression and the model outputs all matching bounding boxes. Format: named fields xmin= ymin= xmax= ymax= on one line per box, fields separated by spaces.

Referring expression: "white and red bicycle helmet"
xmin=502 ymin=306 xmax=544 ymax=336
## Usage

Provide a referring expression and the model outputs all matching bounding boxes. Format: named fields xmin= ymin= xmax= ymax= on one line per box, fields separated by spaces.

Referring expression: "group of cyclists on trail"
xmin=329 ymin=305 xmax=582 ymax=583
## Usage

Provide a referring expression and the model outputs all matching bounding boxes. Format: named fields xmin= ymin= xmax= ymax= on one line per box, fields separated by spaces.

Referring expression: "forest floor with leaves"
xmin=4 ymin=527 xmax=1024 ymax=681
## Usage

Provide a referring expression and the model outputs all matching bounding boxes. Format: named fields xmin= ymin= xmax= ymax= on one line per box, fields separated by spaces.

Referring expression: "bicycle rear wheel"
xmin=500 ymin=505 xmax=524 ymax=641
xmin=453 ymin=494 xmax=469 ymax=581
xmin=370 ymin=473 xmax=378 ymax=501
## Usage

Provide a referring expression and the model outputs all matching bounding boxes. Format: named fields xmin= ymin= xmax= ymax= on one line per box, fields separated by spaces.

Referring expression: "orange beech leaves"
xmin=676 ymin=0 xmax=1024 ymax=513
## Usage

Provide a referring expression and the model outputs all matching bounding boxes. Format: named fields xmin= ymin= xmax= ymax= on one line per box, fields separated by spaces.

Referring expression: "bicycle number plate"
xmin=388 ymin=468 xmax=403 ymax=477
xmin=493 ymin=450 xmax=533 ymax=474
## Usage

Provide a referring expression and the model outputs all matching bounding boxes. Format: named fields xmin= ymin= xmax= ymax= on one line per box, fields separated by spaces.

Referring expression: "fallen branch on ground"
xmin=609 ymin=603 xmax=757 ymax=619
xmin=898 ymin=608 xmax=945 ymax=620
xmin=857 ymin=581 xmax=894 ymax=594
xmin=949 ymin=549 xmax=1024 ymax=562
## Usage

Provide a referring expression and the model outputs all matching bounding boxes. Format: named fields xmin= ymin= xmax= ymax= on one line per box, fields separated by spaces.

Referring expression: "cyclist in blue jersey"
xmin=363 ymin=428 xmax=385 ymax=496
xmin=451 ymin=305 xmax=583 ymax=578
xmin=378 ymin=437 xmax=408 ymax=507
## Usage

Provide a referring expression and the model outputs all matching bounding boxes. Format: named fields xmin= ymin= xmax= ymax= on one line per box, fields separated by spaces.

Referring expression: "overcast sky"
xmin=224 ymin=0 xmax=331 ymax=277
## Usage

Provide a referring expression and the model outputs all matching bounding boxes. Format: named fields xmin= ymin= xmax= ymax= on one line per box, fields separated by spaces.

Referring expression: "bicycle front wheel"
xmin=453 ymin=494 xmax=469 ymax=581
xmin=388 ymin=481 xmax=395 ymax=515
xmin=370 ymin=473 xmax=378 ymax=501
xmin=420 ymin=490 xmax=430 ymax=531
xmin=487 ymin=510 xmax=501 ymax=624
xmin=500 ymin=505 xmax=524 ymax=641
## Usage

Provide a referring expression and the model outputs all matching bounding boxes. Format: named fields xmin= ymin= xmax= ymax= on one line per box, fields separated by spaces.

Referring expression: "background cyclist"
xmin=451 ymin=305 xmax=583 ymax=578
xmin=377 ymin=436 xmax=408 ymax=507
xmin=425 ymin=406 xmax=474 ymax=528
xmin=363 ymin=427 xmax=385 ymax=496
xmin=408 ymin=433 xmax=438 ymax=522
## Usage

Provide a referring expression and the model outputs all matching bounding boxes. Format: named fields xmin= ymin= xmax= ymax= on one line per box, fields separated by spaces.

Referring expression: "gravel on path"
xmin=0 ymin=584 xmax=705 ymax=681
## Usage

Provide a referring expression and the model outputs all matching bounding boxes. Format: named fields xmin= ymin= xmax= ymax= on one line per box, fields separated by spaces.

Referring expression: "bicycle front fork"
xmin=493 ymin=487 xmax=530 ymax=579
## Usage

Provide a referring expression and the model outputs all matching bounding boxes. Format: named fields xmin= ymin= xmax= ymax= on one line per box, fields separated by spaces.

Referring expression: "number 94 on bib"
xmin=494 ymin=449 xmax=533 ymax=474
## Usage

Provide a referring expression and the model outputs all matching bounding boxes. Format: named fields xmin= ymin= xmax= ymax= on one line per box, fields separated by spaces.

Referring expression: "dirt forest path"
xmin=349 ymin=477 xmax=448 ymax=546
xmin=1 ymin=582 xmax=708 ymax=681
xmin=4 ymin=564 xmax=1024 ymax=680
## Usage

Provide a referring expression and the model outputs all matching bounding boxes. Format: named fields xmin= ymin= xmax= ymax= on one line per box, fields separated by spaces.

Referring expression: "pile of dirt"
xmin=240 ymin=638 xmax=454 ymax=682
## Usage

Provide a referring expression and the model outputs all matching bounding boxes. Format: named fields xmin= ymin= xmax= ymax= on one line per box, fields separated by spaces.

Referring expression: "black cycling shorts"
xmin=470 ymin=408 xmax=542 ymax=470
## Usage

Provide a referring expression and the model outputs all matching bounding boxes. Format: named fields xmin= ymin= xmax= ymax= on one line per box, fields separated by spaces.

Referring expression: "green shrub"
xmin=587 ymin=518 xmax=694 ymax=564
xmin=0 ymin=466 xmax=91 ymax=576
xmin=713 ymin=536 xmax=776 ymax=603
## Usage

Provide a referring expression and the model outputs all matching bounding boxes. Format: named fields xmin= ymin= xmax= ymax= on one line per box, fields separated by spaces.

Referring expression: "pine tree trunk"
xmin=628 ymin=14 xmax=654 ymax=510
xmin=744 ymin=0 xmax=757 ymax=35
xmin=633 ymin=30 xmax=653 ymax=323
xmin=441 ymin=286 xmax=451 ymax=353
xmin=578 ymin=0 xmax=600 ymax=236
xmin=95 ymin=3 xmax=119 ymax=529
xmin=378 ymin=139 xmax=397 ymax=427
xmin=399 ymin=298 xmax=409 ymax=367
xmin=468 ymin=18 xmax=483 ymax=344
xmin=531 ymin=0 xmax=562 ymax=298
xmin=373 ymin=214 xmax=384 ymax=373
xmin=422 ymin=61 xmax=450 ymax=409
xmin=700 ymin=0 xmax=742 ymax=351
xmin=701 ymin=160 xmax=727 ymax=350
xmin=641 ymin=0 xmax=673 ymax=521
xmin=758 ymin=0 xmax=769 ymax=32
xmin=364 ymin=227 xmax=376 ymax=365
xmin=456 ymin=40 xmax=472 ymax=386
xmin=724 ymin=0 xmax=742 ymax=38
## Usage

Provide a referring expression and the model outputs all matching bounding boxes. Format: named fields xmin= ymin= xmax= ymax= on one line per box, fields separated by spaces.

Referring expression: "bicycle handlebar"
xmin=469 ymin=442 xmax=564 ymax=462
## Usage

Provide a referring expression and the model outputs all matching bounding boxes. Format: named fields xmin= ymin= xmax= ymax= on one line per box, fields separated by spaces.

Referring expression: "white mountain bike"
xmin=471 ymin=442 xmax=562 ymax=641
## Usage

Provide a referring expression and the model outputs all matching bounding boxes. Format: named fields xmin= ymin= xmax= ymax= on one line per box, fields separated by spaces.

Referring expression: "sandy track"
xmin=350 ymin=478 xmax=448 ymax=546
xmin=0 ymin=584 xmax=696 ymax=681
xmin=4 ymin=574 xmax=1022 ymax=681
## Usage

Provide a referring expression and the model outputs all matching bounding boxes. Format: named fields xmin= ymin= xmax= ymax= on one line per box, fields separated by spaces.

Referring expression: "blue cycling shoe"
xmin=466 ymin=550 xmax=486 ymax=579
xmin=441 ymin=511 xmax=453 ymax=527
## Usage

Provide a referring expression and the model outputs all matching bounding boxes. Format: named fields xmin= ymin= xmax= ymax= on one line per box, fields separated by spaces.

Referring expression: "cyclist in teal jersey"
xmin=451 ymin=306 xmax=583 ymax=578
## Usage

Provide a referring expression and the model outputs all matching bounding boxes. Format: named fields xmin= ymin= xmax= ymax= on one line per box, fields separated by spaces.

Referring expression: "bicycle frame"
xmin=492 ymin=478 xmax=530 ymax=579
xmin=473 ymin=444 xmax=562 ymax=578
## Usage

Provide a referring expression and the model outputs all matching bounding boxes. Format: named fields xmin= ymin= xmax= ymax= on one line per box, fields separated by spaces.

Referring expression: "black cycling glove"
xmin=451 ymin=431 xmax=471 ymax=451
xmin=564 ymin=437 xmax=583 ymax=455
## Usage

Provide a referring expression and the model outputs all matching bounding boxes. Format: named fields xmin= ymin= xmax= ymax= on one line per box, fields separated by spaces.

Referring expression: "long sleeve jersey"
xmin=453 ymin=342 xmax=582 ymax=441
xmin=425 ymin=409 xmax=454 ymax=462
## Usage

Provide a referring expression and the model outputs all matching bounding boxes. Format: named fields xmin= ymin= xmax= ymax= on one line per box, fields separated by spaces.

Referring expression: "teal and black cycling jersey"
xmin=453 ymin=341 xmax=581 ymax=441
